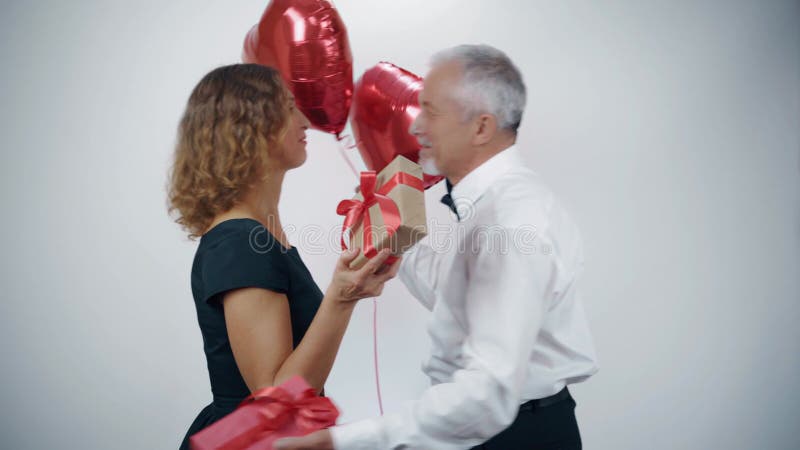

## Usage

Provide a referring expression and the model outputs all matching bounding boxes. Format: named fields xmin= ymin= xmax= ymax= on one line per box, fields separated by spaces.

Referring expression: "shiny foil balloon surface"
xmin=351 ymin=62 xmax=444 ymax=189
xmin=243 ymin=0 xmax=353 ymax=136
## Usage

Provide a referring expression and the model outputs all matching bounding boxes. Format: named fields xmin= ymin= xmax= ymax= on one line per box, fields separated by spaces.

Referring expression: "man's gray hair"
xmin=431 ymin=44 xmax=526 ymax=133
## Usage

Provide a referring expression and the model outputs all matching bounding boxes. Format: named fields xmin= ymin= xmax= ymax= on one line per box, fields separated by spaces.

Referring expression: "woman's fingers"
xmin=377 ymin=257 xmax=402 ymax=282
xmin=369 ymin=284 xmax=384 ymax=297
xmin=332 ymin=249 xmax=400 ymax=301
xmin=337 ymin=247 xmax=360 ymax=269
xmin=364 ymin=254 xmax=401 ymax=297
xmin=360 ymin=249 xmax=392 ymax=275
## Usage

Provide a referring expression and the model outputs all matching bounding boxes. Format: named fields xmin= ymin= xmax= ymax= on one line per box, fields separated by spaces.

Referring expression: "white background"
xmin=1 ymin=1 xmax=798 ymax=449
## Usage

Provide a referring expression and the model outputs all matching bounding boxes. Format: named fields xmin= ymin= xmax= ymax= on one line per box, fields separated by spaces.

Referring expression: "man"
xmin=277 ymin=44 xmax=598 ymax=450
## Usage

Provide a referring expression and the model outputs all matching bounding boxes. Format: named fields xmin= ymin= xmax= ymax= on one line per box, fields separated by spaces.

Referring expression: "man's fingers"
xmin=273 ymin=437 xmax=301 ymax=450
xmin=274 ymin=430 xmax=332 ymax=450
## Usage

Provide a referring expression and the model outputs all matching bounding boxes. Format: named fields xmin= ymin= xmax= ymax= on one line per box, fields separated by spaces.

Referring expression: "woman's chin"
xmin=292 ymin=154 xmax=308 ymax=169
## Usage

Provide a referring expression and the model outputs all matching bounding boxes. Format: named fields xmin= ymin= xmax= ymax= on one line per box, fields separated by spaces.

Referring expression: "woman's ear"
xmin=472 ymin=113 xmax=498 ymax=146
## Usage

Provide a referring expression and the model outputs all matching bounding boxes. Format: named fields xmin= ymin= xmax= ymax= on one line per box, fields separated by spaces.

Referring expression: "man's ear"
xmin=472 ymin=113 xmax=498 ymax=146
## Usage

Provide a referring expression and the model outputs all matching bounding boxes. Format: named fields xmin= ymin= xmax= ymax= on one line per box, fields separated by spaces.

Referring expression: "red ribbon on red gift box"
xmin=336 ymin=170 xmax=424 ymax=263
xmin=190 ymin=376 xmax=338 ymax=450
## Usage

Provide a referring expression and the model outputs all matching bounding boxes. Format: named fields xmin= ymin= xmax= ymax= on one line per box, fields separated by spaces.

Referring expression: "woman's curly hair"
xmin=167 ymin=64 xmax=291 ymax=239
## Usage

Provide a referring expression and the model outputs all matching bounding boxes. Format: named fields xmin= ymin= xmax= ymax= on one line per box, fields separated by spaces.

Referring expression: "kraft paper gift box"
xmin=337 ymin=155 xmax=428 ymax=270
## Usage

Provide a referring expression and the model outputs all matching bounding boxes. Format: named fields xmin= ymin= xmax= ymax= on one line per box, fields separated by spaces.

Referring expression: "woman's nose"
xmin=296 ymin=108 xmax=310 ymax=129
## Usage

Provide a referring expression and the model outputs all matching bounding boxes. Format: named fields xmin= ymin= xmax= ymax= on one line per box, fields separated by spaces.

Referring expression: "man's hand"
xmin=274 ymin=429 xmax=334 ymax=450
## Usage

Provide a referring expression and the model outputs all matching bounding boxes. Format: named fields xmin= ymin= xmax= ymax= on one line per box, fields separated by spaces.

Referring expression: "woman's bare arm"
xmin=222 ymin=248 xmax=400 ymax=394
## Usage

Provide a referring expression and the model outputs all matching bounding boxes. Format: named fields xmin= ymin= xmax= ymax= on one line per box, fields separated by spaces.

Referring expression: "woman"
xmin=167 ymin=64 xmax=399 ymax=449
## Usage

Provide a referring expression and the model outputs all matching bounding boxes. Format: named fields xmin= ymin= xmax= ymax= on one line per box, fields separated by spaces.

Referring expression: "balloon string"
xmin=373 ymin=297 xmax=384 ymax=416
xmin=338 ymin=133 xmax=382 ymax=415
xmin=336 ymin=134 xmax=360 ymax=179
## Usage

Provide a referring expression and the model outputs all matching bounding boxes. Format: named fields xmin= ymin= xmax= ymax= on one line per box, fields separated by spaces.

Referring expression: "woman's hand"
xmin=327 ymin=248 xmax=401 ymax=303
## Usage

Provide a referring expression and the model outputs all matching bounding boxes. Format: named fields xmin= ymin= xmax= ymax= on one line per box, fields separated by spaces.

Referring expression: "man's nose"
xmin=409 ymin=117 xmax=421 ymax=136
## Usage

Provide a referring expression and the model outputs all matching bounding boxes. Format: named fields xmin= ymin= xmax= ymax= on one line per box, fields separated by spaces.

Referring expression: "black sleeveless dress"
xmin=179 ymin=218 xmax=324 ymax=449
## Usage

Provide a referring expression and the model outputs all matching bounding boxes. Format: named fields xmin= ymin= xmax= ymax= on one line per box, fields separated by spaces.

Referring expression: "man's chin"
xmin=419 ymin=155 xmax=442 ymax=176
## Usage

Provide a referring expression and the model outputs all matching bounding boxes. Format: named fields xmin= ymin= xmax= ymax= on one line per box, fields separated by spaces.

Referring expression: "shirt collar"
xmin=448 ymin=144 xmax=524 ymax=209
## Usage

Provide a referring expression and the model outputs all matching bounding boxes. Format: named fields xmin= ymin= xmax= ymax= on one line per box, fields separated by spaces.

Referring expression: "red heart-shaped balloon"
xmin=243 ymin=0 xmax=353 ymax=137
xmin=350 ymin=62 xmax=444 ymax=189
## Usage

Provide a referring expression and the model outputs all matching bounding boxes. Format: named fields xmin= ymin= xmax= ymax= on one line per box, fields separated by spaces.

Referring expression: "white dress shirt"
xmin=331 ymin=145 xmax=598 ymax=450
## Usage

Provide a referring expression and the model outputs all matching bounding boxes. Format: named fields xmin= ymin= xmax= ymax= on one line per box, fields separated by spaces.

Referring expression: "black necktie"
xmin=440 ymin=178 xmax=460 ymax=220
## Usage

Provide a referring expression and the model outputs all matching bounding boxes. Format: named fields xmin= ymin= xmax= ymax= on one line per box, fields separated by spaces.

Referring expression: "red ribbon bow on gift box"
xmin=336 ymin=171 xmax=424 ymax=263
xmin=238 ymin=384 xmax=338 ymax=435
xmin=190 ymin=377 xmax=338 ymax=450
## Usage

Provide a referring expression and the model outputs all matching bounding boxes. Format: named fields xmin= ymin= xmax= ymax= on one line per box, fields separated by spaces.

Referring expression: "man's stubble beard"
xmin=419 ymin=154 xmax=442 ymax=176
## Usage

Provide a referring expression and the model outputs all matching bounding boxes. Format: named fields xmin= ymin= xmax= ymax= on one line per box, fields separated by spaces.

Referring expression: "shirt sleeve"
xmin=331 ymin=226 xmax=560 ymax=450
xmin=200 ymin=229 xmax=290 ymax=304
xmin=398 ymin=242 xmax=440 ymax=311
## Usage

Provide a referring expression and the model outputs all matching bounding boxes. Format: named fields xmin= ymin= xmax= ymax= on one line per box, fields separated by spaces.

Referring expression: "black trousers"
xmin=469 ymin=388 xmax=581 ymax=450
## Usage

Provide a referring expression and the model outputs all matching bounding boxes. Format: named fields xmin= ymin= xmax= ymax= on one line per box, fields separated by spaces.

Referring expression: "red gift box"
xmin=190 ymin=376 xmax=339 ymax=450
